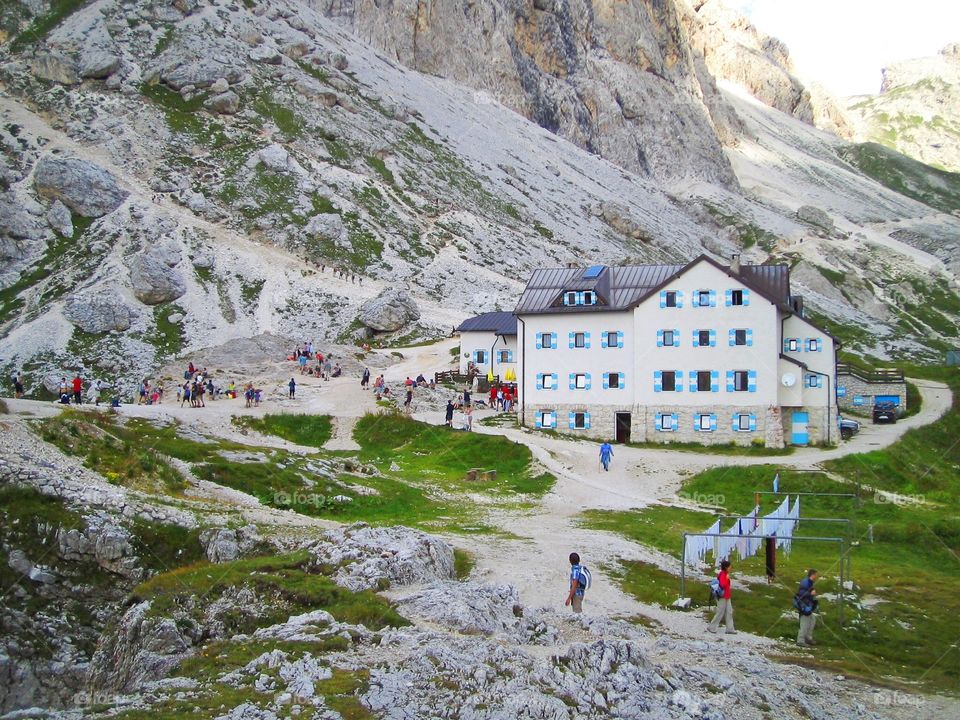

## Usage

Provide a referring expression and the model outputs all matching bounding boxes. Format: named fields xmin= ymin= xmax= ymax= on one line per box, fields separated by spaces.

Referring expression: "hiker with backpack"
xmin=794 ymin=568 xmax=819 ymax=646
xmin=707 ymin=559 xmax=736 ymax=635
xmin=599 ymin=441 xmax=614 ymax=471
xmin=565 ymin=552 xmax=592 ymax=614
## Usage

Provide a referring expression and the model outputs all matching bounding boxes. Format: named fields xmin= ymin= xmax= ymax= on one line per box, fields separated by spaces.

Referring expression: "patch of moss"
xmin=9 ymin=0 xmax=89 ymax=52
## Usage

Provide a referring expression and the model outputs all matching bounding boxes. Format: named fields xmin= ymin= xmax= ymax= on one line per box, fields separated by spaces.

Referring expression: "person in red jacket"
xmin=71 ymin=374 xmax=83 ymax=405
xmin=707 ymin=559 xmax=736 ymax=635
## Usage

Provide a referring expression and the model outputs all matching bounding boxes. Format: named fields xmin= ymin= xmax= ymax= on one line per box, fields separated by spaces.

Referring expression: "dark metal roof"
xmin=456 ymin=311 xmax=517 ymax=335
xmin=514 ymin=256 xmax=793 ymax=315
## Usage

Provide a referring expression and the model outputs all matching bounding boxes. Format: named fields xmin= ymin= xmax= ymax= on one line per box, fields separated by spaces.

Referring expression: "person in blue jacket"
xmin=795 ymin=568 xmax=819 ymax=646
xmin=599 ymin=441 xmax=614 ymax=471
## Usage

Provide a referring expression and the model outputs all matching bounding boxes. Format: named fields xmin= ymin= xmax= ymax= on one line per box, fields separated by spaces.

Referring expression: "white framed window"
xmin=696 ymin=290 xmax=711 ymax=306
xmin=536 ymin=332 xmax=555 ymax=349
xmin=697 ymin=330 xmax=710 ymax=347
xmin=698 ymin=414 xmax=713 ymax=431
xmin=474 ymin=350 xmax=487 ymax=364
xmin=665 ymin=291 xmax=677 ymax=308
xmin=498 ymin=350 xmax=510 ymax=363
xmin=538 ymin=411 xmax=555 ymax=428
xmin=733 ymin=370 xmax=748 ymax=392
xmin=735 ymin=329 xmax=746 ymax=345
xmin=785 ymin=338 xmax=800 ymax=352
xmin=659 ymin=413 xmax=674 ymax=431
xmin=574 ymin=373 xmax=587 ymax=389
xmin=574 ymin=332 xmax=586 ymax=348
xmin=663 ymin=330 xmax=674 ymax=346
xmin=697 ymin=371 xmax=711 ymax=392
xmin=731 ymin=289 xmax=744 ymax=306
xmin=582 ymin=291 xmax=595 ymax=306
xmin=806 ymin=338 xmax=822 ymax=352
xmin=573 ymin=412 xmax=587 ymax=429
xmin=737 ymin=413 xmax=751 ymax=431
xmin=542 ymin=374 xmax=556 ymax=390
xmin=607 ymin=372 xmax=620 ymax=389
xmin=660 ymin=370 xmax=676 ymax=392
xmin=606 ymin=331 xmax=618 ymax=347
xmin=564 ymin=291 xmax=577 ymax=306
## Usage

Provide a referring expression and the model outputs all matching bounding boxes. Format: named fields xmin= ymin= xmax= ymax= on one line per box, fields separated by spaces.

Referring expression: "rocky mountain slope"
xmin=0 ymin=0 xmax=957 ymax=400
xmin=845 ymin=43 xmax=960 ymax=173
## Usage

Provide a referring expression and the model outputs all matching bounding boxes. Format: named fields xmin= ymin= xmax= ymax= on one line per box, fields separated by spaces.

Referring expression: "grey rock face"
xmin=199 ymin=528 xmax=240 ymax=563
xmin=358 ymin=288 xmax=421 ymax=333
xmin=309 ymin=523 xmax=454 ymax=592
xmin=33 ymin=156 xmax=129 ymax=218
xmin=79 ymin=50 xmax=121 ymax=79
xmin=159 ymin=57 xmax=245 ymax=90
xmin=204 ymin=90 xmax=240 ymax=114
xmin=0 ymin=193 xmax=46 ymax=249
xmin=599 ymin=201 xmax=652 ymax=241
xmin=31 ymin=53 xmax=80 ymax=85
xmin=128 ymin=242 xmax=187 ymax=305
xmin=797 ymin=205 xmax=835 ymax=232
xmin=45 ymin=199 xmax=73 ymax=237
xmin=63 ymin=289 xmax=139 ymax=334
xmin=304 ymin=213 xmax=345 ymax=246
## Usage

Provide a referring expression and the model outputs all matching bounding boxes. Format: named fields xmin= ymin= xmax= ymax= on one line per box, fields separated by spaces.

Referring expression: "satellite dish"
xmin=781 ymin=373 xmax=796 ymax=387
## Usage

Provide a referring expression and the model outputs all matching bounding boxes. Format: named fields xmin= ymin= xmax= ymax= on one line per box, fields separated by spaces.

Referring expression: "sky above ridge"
xmin=723 ymin=0 xmax=960 ymax=96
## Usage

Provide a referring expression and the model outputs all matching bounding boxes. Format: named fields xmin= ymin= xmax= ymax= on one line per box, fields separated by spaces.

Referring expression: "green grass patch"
xmin=151 ymin=303 xmax=185 ymax=357
xmin=454 ymin=548 xmax=476 ymax=580
xmin=233 ymin=413 xmax=333 ymax=448
xmin=132 ymin=551 xmax=408 ymax=630
xmin=816 ymin=265 xmax=846 ymax=286
xmin=366 ymin=155 xmax=395 ymax=184
xmin=9 ymin=0 xmax=89 ymax=52
xmin=839 ymin=142 xmax=960 ymax=214
xmin=251 ymin=91 xmax=303 ymax=137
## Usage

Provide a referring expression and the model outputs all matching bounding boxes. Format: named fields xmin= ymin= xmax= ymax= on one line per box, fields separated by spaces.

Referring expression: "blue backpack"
xmin=709 ymin=578 xmax=723 ymax=599
xmin=577 ymin=565 xmax=592 ymax=591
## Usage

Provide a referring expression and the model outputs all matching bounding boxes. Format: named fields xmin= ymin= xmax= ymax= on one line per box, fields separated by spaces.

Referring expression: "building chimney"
xmin=730 ymin=253 xmax=741 ymax=273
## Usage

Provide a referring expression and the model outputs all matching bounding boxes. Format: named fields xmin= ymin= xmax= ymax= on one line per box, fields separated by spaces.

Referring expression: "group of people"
xmin=486 ymin=383 xmax=517 ymax=412
xmin=56 ymin=374 xmax=103 ymax=405
xmin=291 ymin=343 xmax=342 ymax=380
xmin=138 ymin=379 xmax=165 ymax=405
xmin=313 ymin=263 xmax=364 ymax=285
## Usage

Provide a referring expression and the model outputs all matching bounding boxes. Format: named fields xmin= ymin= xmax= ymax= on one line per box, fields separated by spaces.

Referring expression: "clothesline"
xmin=682 ymin=496 xmax=801 ymax=567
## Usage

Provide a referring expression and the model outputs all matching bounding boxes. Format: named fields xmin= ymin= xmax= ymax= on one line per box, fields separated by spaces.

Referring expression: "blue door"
xmin=791 ymin=412 xmax=809 ymax=446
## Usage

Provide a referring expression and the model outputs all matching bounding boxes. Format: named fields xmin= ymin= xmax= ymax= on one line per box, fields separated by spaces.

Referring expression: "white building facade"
xmin=456 ymin=312 xmax=517 ymax=379
xmin=514 ymin=257 xmax=838 ymax=447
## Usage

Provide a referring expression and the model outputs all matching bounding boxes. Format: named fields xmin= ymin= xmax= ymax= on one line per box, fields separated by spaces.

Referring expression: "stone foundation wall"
xmin=837 ymin=375 xmax=907 ymax=414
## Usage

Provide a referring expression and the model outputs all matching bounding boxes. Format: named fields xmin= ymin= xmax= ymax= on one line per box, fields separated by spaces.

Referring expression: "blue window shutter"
xmin=619 ymin=373 xmax=626 ymax=390
xmin=569 ymin=373 xmax=576 ymax=390
xmin=672 ymin=329 xmax=679 ymax=347
xmin=689 ymin=371 xmax=697 ymax=393
xmin=507 ymin=350 xmax=513 ymax=362
xmin=655 ymin=412 xmax=663 ymax=431
xmin=710 ymin=330 xmax=716 ymax=347
xmin=692 ymin=291 xmax=699 ymax=308
xmin=725 ymin=289 xmax=732 ymax=307
xmin=726 ymin=370 xmax=735 ymax=392
xmin=749 ymin=414 xmax=757 ymax=432
xmin=731 ymin=415 xmax=738 ymax=432
xmin=709 ymin=290 xmax=717 ymax=307
xmin=568 ymin=332 xmax=575 ymax=349
xmin=551 ymin=373 xmax=558 ymax=389
xmin=584 ymin=332 xmax=591 ymax=349
xmin=585 ymin=373 xmax=592 ymax=390
xmin=584 ymin=413 xmax=591 ymax=430
xmin=568 ymin=412 xmax=576 ymax=430
xmin=694 ymin=414 xmax=701 ymax=432
xmin=657 ymin=330 xmax=664 ymax=348
xmin=659 ymin=290 xmax=666 ymax=309
xmin=654 ymin=371 xmax=662 ymax=393
xmin=602 ymin=333 xmax=609 ymax=349
xmin=728 ymin=329 xmax=735 ymax=347
xmin=746 ymin=329 xmax=753 ymax=347
xmin=617 ymin=331 xmax=624 ymax=348
xmin=550 ymin=333 xmax=557 ymax=349
xmin=671 ymin=413 xmax=679 ymax=430
xmin=748 ymin=370 xmax=757 ymax=393
xmin=536 ymin=373 xmax=543 ymax=390
xmin=692 ymin=329 xmax=700 ymax=347
xmin=535 ymin=414 xmax=543 ymax=428
xmin=536 ymin=334 xmax=543 ymax=350
xmin=742 ymin=289 xmax=750 ymax=306
xmin=675 ymin=370 xmax=683 ymax=392
xmin=603 ymin=374 xmax=609 ymax=389
xmin=549 ymin=412 xmax=557 ymax=428
xmin=711 ymin=370 xmax=719 ymax=392
xmin=710 ymin=414 xmax=717 ymax=432
xmin=676 ymin=291 xmax=684 ymax=309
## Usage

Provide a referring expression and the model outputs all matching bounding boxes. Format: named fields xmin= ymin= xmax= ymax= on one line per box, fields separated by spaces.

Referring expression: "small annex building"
xmin=455 ymin=311 xmax=518 ymax=380
xmin=512 ymin=256 xmax=839 ymax=447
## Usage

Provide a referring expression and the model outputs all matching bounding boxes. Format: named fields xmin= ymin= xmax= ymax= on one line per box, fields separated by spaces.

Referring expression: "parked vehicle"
xmin=872 ymin=402 xmax=897 ymax=424
xmin=839 ymin=417 xmax=861 ymax=439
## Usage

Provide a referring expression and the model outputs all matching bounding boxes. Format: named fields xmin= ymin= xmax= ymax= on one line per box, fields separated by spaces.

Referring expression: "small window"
xmin=696 ymin=290 xmax=711 ymax=306
xmin=731 ymin=289 xmax=744 ymax=306
xmin=573 ymin=412 xmax=587 ymax=429
xmin=574 ymin=332 xmax=586 ymax=348
xmin=582 ymin=291 xmax=595 ymax=306
xmin=542 ymin=374 xmax=555 ymax=390
xmin=786 ymin=338 xmax=799 ymax=352
xmin=662 ymin=330 xmax=675 ymax=346
xmin=659 ymin=414 xmax=673 ymax=431
xmin=698 ymin=330 xmax=710 ymax=347
xmin=698 ymin=414 xmax=712 ymax=431
xmin=565 ymin=291 xmax=577 ymax=306
xmin=734 ymin=329 xmax=746 ymax=346
xmin=539 ymin=411 xmax=553 ymax=427
xmin=665 ymin=291 xmax=677 ymax=308
xmin=733 ymin=370 xmax=748 ymax=392
xmin=607 ymin=372 xmax=620 ymax=389
xmin=807 ymin=338 xmax=821 ymax=352
xmin=574 ymin=373 xmax=587 ymax=389
xmin=538 ymin=332 xmax=552 ymax=349
xmin=475 ymin=350 xmax=487 ymax=364
xmin=737 ymin=413 xmax=751 ymax=431
xmin=606 ymin=331 xmax=618 ymax=348
xmin=662 ymin=371 xmax=676 ymax=392
xmin=697 ymin=371 xmax=711 ymax=392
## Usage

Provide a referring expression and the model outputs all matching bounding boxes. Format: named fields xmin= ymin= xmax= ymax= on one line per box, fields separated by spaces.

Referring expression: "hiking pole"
xmin=680 ymin=533 xmax=687 ymax=598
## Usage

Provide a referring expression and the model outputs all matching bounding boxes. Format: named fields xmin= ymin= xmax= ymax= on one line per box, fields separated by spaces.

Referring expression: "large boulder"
xmin=304 ymin=213 xmax=346 ymax=246
xmin=46 ymin=199 xmax=74 ymax=237
xmin=796 ymin=205 xmax=835 ymax=233
xmin=128 ymin=243 xmax=186 ymax=305
xmin=31 ymin=53 xmax=80 ymax=85
xmin=63 ymin=289 xmax=140 ymax=333
xmin=159 ymin=58 xmax=245 ymax=90
xmin=203 ymin=90 xmax=240 ymax=114
xmin=358 ymin=288 xmax=420 ymax=333
xmin=308 ymin=523 xmax=454 ymax=592
xmin=79 ymin=50 xmax=121 ymax=79
xmin=33 ymin=156 xmax=129 ymax=218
